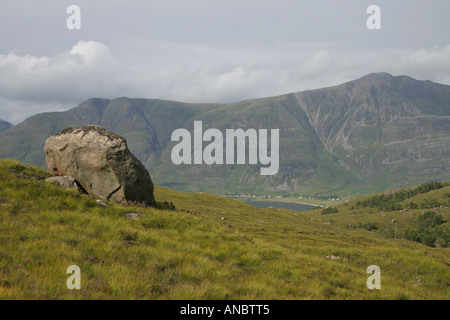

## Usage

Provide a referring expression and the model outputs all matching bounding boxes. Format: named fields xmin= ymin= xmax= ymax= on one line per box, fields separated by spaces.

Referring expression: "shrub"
xmin=321 ymin=207 xmax=339 ymax=214
xmin=405 ymin=211 xmax=449 ymax=247
xmin=420 ymin=199 xmax=441 ymax=209
xmin=356 ymin=181 xmax=444 ymax=210
xmin=407 ymin=202 xmax=418 ymax=209
xmin=416 ymin=211 xmax=446 ymax=230
xmin=357 ymin=222 xmax=378 ymax=231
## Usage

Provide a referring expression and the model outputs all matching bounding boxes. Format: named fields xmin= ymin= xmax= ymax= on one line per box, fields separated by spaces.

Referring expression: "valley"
xmin=0 ymin=73 xmax=449 ymax=198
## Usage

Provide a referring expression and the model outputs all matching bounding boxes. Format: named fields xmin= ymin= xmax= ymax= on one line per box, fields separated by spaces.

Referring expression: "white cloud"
xmin=1 ymin=40 xmax=450 ymax=124
xmin=0 ymin=41 xmax=124 ymax=103
xmin=373 ymin=45 xmax=450 ymax=84
xmin=69 ymin=41 xmax=115 ymax=66
xmin=300 ymin=50 xmax=332 ymax=77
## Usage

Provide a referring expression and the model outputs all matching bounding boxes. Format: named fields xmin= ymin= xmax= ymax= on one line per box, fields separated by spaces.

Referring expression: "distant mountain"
xmin=0 ymin=119 xmax=12 ymax=133
xmin=1 ymin=73 xmax=449 ymax=197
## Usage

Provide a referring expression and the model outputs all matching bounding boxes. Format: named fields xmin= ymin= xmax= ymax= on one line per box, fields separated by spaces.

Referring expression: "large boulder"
xmin=44 ymin=125 xmax=156 ymax=206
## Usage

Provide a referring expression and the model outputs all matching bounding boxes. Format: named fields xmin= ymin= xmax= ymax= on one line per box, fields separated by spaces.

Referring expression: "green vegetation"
xmin=322 ymin=207 xmax=339 ymax=215
xmin=310 ymin=181 xmax=450 ymax=248
xmin=0 ymin=159 xmax=449 ymax=299
xmin=356 ymin=182 xmax=447 ymax=211
xmin=357 ymin=222 xmax=379 ymax=232
xmin=405 ymin=212 xmax=449 ymax=247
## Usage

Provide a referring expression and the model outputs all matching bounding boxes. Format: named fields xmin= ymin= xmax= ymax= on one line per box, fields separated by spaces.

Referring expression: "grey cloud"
xmin=2 ymin=40 xmax=450 ymax=124
xmin=0 ymin=1 xmax=449 ymax=123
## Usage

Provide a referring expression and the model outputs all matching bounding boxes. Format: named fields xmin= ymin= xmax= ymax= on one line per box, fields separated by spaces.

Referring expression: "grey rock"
xmin=44 ymin=125 xmax=156 ymax=206
xmin=46 ymin=176 xmax=77 ymax=189
xmin=125 ymin=213 xmax=140 ymax=220
xmin=96 ymin=199 xmax=107 ymax=207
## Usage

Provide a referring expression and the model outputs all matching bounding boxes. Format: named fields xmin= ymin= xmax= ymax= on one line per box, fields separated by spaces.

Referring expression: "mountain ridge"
xmin=1 ymin=72 xmax=449 ymax=197
xmin=0 ymin=119 xmax=12 ymax=133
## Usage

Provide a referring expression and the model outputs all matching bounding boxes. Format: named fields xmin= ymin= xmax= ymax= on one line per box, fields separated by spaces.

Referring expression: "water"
xmin=243 ymin=199 xmax=316 ymax=212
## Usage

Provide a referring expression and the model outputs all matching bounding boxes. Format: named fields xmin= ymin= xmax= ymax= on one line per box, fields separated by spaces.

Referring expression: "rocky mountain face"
xmin=294 ymin=73 xmax=450 ymax=194
xmin=0 ymin=73 xmax=449 ymax=197
xmin=0 ymin=119 xmax=11 ymax=133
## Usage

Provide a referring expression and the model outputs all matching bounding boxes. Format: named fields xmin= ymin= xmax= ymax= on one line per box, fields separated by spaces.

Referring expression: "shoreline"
xmin=225 ymin=195 xmax=343 ymax=208
xmin=243 ymin=199 xmax=320 ymax=208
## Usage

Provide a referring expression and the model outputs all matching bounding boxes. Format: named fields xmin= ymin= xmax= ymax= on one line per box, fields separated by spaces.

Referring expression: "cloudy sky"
xmin=0 ymin=0 xmax=449 ymax=124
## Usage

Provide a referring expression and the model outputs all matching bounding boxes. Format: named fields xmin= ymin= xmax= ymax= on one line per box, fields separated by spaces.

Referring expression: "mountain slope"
xmin=0 ymin=73 xmax=449 ymax=197
xmin=0 ymin=159 xmax=448 ymax=299
xmin=0 ymin=119 xmax=11 ymax=133
xmin=295 ymin=73 xmax=450 ymax=192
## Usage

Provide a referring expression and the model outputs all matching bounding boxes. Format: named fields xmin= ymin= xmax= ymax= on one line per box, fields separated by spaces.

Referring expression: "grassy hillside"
xmin=0 ymin=159 xmax=448 ymax=299
xmin=312 ymin=182 xmax=450 ymax=247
